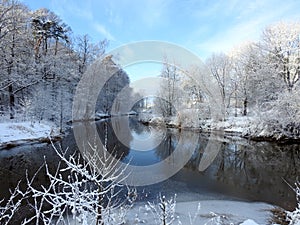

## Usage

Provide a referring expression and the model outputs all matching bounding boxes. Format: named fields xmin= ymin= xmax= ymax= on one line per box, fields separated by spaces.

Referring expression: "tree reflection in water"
xmin=95 ymin=118 xmax=300 ymax=210
xmin=184 ymin=136 xmax=299 ymax=210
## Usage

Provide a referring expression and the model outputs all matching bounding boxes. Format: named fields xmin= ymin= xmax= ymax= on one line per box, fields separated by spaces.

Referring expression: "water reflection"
xmin=96 ymin=120 xmax=130 ymax=160
xmin=0 ymin=117 xmax=298 ymax=212
xmin=96 ymin=117 xmax=177 ymax=166
xmin=184 ymin=137 xmax=299 ymax=210
xmin=99 ymin=118 xmax=299 ymax=210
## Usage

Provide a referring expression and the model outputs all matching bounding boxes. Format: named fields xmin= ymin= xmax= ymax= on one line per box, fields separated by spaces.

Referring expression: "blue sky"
xmin=21 ymin=0 xmax=300 ymax=80
xmin=21 ymin=0 xmax=300 ymax=58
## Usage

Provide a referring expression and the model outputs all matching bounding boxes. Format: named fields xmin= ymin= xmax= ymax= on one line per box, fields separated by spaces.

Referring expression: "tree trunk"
xmin=59 ymin=89 xmax=63 ymax=133
xmin=55 ymin=38 xmax=58 ymax=55
xmin=96 ymin=185 xmax=104 ymax=225
xmin=8 ymin=83 xmax=15 ymax=119
xmin=234 ymin=82 xmax=238 ymax=117
xmin=168 ymin=101 xmax=172 ymax=117
xmin=243 ymin=97 xmax=248 ymax=116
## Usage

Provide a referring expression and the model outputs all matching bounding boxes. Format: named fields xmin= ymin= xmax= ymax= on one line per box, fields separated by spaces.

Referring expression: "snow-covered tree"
xmin=180 ymin=71 xmax=205 ymax=109
xmin=73 ymin=54 xmax=131 ymax=121
xmin=0 ymin=1 xmax=80 ymax=126
xmin=0 ymin=0 xmax=35 ymax=119
xmin=260 ymin=21 xmax=300 ymax=92
xmin=75 ymin=34 xmax=108 ymax=75
xmin=31 ymin=8 xmax=70 ymax=60
xmin=229 ymin=42 xmax=262 ymax=116
xmin=155 ymin=60 xmax=182 ymax=117
xmin=96 ymin=65 xmax=131 ymax=115
xmin=206 ymin=53 xmax=232 ymax=119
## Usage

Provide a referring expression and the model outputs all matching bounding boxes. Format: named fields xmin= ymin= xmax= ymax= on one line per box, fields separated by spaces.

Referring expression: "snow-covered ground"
xmin=200 ymin=116 xmax=254 ymax=134
xmin=139 ymin=111 xmax=300 ymax=142
xmin=138 ymin=112 xmax=254 ymax=134
xmin=124 ymin=200 xmax=273 ymax=225
xmin=65 ymin=200 xmax=275 ymax=225
xmin=0 ymin=121 xmax=59 ymax=148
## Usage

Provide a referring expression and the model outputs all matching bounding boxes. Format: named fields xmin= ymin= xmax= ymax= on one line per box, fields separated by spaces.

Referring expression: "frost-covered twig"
xmin=147 ymin=194 xmax=177 ymax=225
xmin=286 ymin=181 xmax=300 ymax=225
xmin=188 ymin=202 xmax=201 ymax=225
xmin=0 ymin=181 xmax=31 ymax=225
xmin=23 ymin=140 xmax=132 ymax=225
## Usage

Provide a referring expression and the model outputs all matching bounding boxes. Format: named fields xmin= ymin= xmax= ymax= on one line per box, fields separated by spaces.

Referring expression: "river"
xmin=0 ymin=116 xmax=298 ymax=218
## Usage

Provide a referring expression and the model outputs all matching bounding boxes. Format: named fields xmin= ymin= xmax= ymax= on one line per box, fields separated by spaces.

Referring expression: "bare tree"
xmin=260 ymin=21 xmax=300 ymax=92
xmin=0 ymin=181 xmax=31 ymax=225
xmin=206 ymin=53 xmax=231 ymax=119
xmin=230 ymin=42 xmax=261 ymax=116
xmin=75 ymin=34 xmax=107 ymax=75
xmin=0 ymin=0 xmax=33 ymax=119
xmin=156 ymin=60 xmax=181 ymax=117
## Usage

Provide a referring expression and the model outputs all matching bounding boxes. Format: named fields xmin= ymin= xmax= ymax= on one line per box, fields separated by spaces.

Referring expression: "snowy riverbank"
xmin=0 ymin=121 xmax=61 ymax=149
xmin=139 ymin=113 xmax=300 ymax=143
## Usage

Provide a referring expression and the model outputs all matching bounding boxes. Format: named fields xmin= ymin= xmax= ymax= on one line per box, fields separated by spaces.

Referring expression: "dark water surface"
xmin=0 ymin=117 xmax=299 ymax=213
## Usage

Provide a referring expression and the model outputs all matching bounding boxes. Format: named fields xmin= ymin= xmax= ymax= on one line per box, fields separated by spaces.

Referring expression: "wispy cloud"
xmin=50 ymin=0 xmax=117 ymax=41
xmin=38 ymin=0 xmax=300 ymax=59
xmin=139 ymin=0 xmax=170 ymax=28
xmin=194 ymin=0 xmax=300 ymax=58
xmin=94 ymin=23 xmax=116 ymax=41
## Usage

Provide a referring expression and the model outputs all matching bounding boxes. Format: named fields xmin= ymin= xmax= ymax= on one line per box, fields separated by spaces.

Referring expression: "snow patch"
xmin=240 ymin=219 xmax=259 ymax=225
xmin=0 ymin=121 xmax=59 ymax=147
xmin=125 ymin=200 xmax=273 ymax=225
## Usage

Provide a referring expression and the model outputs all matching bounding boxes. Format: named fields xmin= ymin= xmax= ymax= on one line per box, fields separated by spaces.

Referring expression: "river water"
xmin=0 ymin=116 xmax=299 ymax=215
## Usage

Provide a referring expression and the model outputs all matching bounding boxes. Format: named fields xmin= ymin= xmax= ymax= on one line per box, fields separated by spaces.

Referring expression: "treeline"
xmin=153 ymin=21 xmax=300 ymax=139
xmin=205 ymin=21 xmax=300 ymax=137
xmin=206 ymin=21 xmax=300 ymax=118
xmin=0 ymin=0 xmax=130 ymax=130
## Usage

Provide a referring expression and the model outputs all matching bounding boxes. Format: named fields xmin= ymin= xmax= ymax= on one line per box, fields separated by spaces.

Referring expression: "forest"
xmin=0 ymin=0 xmax=131 ymax=133
xmin=0 ymin=0 xmax=299 ymax=142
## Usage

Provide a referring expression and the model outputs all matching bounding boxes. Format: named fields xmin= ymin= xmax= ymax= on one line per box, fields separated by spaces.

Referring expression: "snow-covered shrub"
xmin=147 ymin=194 xmax=178 ymax=225
xmin=150 ymin=117 xmax=166 ymax=126
xmin=138 ymin=112 xmax=154 ymax=123
xmin=0 ymin=182 xmax=31 ymax=225
xmin=286 ymin=181 xmax=300 ymax=225
xmin=247 ymin=89 xmax=300 ymax=140
xmin=23 ymin=142 xmax=135 ymax=225
xmin=177 ymin=109 xmax=200 ymax=128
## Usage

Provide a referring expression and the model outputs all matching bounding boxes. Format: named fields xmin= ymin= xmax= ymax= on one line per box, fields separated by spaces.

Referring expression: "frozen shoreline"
xmin=0 ymin=121 xmax=61 ymax=149
xmin=123 ymin=200 xmax=274 ymax=225
xmin=139 ymin=113 xmax=300 ymax=143
xmin=66 ymin=199 xmax=275 ymax=224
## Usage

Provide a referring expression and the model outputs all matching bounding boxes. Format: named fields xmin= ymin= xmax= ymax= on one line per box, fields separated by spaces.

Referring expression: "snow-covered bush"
xmin=0 ymin=182 xmax=31 ymax=225
xmin=246 ymin=89 xmax=300 ymax=140
xmin=177 ymin=109 xmax=200 ymax=128
xmin=22 ymin=142 xmax=135 ymax=225
xmin=138 ymin=112 xmax=155 ymax=124
xmin=286 ymin=181 xmax=300 ymax=225
xmin=147 ymin=194 xmax=178 ymax=225
xmin=150 ymin=117 xmax=166 ymax=126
